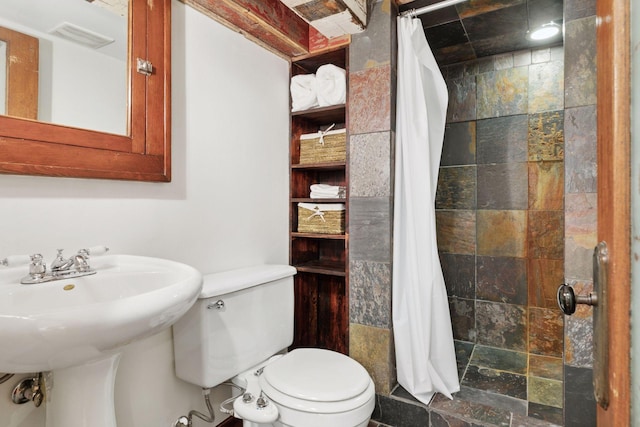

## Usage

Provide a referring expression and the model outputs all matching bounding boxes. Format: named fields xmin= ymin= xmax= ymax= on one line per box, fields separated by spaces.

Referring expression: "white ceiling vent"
xmin=49 ymin=22 xmax=115 ymax=49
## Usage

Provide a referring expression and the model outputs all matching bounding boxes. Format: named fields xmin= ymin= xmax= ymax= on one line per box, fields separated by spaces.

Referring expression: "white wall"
xmin=0 ymin=1 xmax=290 ymax=426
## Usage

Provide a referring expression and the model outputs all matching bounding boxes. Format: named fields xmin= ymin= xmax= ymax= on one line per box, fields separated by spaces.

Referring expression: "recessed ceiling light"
xmin=528 ymin=22 xmax=561 ymax=41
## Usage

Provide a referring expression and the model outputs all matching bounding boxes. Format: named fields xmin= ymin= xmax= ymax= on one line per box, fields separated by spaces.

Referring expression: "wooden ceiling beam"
xmin=182 ymin=0 xmax=310 ymax=57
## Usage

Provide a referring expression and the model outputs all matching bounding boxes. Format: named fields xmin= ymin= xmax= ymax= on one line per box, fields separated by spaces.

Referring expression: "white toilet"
xmin=173 ymin=265 xmax=375 ymax=427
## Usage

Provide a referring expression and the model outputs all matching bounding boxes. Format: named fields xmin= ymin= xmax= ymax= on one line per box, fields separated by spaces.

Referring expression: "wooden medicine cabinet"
xmin=0 ymin=0 xmax=171 ymax=182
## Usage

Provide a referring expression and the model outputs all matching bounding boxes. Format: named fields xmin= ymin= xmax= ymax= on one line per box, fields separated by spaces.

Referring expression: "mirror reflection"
xmin=0 ymin=0 xmax=128 ymax=135
xmin=0 ymin=25 xmax=39 ymax=120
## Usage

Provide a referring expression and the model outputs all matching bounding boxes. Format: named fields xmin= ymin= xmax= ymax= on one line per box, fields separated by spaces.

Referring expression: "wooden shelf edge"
xmin=291 ymin=161 xmax=346 ymax=170
xmin=291 ymin=232 xmax=346 ymax=240
xmin=291 ymin=104 xmax=345 ymax=117
xmin=293 ymin=262 xmax=346 ymax=277
xmin=292 ymin=198 xmax=346 ymax=203
xmin=292 ymin=45 xmax=348 ymax=63
xmin=291 ymin=105 xmax=346 ymax=124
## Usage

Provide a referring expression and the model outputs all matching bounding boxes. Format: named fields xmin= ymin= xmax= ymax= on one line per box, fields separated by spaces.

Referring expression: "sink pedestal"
xmin=46 ymin=354 xmax=122 ymax=427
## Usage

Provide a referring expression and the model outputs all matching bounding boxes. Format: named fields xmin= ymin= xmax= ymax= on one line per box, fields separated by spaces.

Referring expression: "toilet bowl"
xmin=233 ymin=348 xmax=375 ymax=427
xmin=173 ymin=265 xmax=375 ymax=427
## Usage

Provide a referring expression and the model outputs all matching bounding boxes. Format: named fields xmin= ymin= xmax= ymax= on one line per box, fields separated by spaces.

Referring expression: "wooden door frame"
xmin=596 ymin=0 xmax=631 ymax=425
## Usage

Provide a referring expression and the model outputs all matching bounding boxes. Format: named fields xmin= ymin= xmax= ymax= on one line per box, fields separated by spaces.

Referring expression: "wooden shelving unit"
xmin=289 ymin=46 xmax=349 ymax=355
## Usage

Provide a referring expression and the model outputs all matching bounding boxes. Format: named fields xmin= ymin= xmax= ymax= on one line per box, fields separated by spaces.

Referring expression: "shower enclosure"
xmin=360 ymin=0 xmax=599 ymax=425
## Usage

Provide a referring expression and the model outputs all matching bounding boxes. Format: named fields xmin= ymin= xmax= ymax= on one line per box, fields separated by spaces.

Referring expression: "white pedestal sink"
xmin=0 ymin=255 xmax=203 ymax=427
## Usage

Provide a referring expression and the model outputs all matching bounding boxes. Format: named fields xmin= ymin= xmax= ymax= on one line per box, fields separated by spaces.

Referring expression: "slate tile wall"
xmin=348 ymin=0 xmax=398 ymax=396
xmin=562 ymin=0 xmax=598 ymax=424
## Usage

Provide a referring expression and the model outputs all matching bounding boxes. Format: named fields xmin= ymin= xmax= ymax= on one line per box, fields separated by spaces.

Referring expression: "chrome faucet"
xmin=51 ymin=249 xmax=74 ymax=273
xmin=51 ymin=249 xmax=91 ymax=274
xmin=1 ymin=246 xmax=109 ymax=285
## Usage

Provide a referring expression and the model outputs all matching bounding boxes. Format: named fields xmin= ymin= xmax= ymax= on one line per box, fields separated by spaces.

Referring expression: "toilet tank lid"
xmin=199 ymin=264 xmax=297 ymax=298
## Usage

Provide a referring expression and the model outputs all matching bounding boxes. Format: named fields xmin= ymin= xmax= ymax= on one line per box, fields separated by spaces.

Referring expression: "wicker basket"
xmin=299 ymin=128 xmax=346 ymax=164
xmin=297 ymin=203 xmax=345 ymax=234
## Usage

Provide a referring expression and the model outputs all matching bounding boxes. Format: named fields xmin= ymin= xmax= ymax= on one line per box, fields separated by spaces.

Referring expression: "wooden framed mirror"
xmin=0 ymin=0 xmax=171 ymax=182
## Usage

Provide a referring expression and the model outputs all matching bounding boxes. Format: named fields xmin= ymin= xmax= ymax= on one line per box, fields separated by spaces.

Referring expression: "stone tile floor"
xmin=370 ymin=340 xmax=564 ymax=427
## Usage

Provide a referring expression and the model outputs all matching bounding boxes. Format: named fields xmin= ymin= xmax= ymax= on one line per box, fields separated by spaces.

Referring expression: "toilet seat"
xmin=259 ymin=348 xmax=375 ymax=414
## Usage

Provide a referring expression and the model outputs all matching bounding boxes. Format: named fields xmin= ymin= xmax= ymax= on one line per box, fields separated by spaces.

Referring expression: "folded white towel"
xmin=316 ymin=64 xmax=346 ymax=107
xmin=311 ymin=192 xmax=344 ymax=199
xmin=310 ymin=184 xmax=346 ymax=199
xmin=310 ymin=184 xmax=340 ymax=193
xmin=290 ymin=74 xmax=318 ymax=112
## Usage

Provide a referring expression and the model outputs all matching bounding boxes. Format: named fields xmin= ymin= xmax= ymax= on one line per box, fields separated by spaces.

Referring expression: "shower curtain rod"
xmin=400 ymin=0 xmax=468 ymax=18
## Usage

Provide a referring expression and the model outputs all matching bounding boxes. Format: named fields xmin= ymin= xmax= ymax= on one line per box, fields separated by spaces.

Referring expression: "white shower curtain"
xmin=392 ymin=16 xmax=460 ymax=405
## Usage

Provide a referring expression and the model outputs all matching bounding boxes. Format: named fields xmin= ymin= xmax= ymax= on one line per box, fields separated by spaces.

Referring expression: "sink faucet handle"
xmin=73 ymin=254 xmax=89 ymax=272
xmin=29 ymin=254 xmax=47 ymax=278
xmin=1 ymin=254 xmax=32 ymax=267
xmin=82 ymin=246 xmax=110 ymax=256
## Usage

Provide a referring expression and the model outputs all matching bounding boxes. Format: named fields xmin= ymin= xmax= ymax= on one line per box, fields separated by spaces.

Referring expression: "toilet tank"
xmin=173 ymin=265 xmax=296 ymax=388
